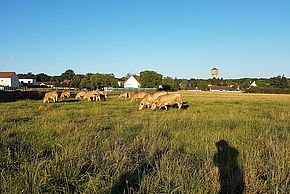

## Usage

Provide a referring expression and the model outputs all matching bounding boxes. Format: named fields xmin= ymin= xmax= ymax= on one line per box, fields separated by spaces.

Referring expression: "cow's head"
xmin=151 ymin=102 xmax=157 ymax=110
xmin=139 ymin=102 xmax=145 ymax=110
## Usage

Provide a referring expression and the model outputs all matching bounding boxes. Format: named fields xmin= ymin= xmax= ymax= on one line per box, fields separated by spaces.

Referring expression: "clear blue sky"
xmin=1 ymin=0 xmax=290 ymax=79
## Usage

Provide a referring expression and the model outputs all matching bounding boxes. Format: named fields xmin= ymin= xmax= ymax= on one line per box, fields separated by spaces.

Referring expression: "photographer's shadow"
xmin=213 ymin=140 xmax=245 ymax=194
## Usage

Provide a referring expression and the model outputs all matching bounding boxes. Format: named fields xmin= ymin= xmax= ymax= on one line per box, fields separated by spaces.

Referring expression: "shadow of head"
xmin=110 ymin=148 xmax=168 ymax=194
xmin=214 ymin=140 xmax=245 ymax=194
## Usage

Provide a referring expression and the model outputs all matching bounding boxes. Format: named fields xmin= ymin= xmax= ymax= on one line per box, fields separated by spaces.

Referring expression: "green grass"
xmin=0 ymin=92 xmax=289 ymax=193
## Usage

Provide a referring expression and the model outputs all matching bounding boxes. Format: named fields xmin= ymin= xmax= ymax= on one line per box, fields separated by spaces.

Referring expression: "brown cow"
xmin=119 ymin=92 xmax=129 ymax=99
xmin=130 ymin=92 xmax=148 ymax=101
xmin=139 ymin=91 xmax=168 ymax=110
xmin=98 ymin=91 xmax=108 ymax=99
xmin=60 ymin=91 xmax=71 ymax=99
xmin=43 ymin=91 xmax=58 ymax=103
xmin=83 ymin=90 xmax=100 ymax=101
xmin=75 ymin=91 xmax=87 ymax=99
xmin=151 ymin=93 xmax=183 ymax=110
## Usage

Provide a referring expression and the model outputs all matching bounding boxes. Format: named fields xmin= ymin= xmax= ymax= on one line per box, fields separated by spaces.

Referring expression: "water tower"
xmin=211 ymin=68 xmax=219 ymax=78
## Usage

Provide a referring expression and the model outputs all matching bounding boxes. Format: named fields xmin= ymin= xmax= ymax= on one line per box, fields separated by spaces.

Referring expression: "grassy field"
xmin=0 ymin=91 xmax=289 ymax=193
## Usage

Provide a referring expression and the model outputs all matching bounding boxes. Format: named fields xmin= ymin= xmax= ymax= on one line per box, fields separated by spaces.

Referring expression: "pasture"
xmin=0 ymin=91 xmax=289 ymax=193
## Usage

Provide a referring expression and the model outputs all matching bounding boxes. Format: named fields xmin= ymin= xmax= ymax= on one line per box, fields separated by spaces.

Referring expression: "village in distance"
xmin=1 ymin=68 xmax=289 ymax=94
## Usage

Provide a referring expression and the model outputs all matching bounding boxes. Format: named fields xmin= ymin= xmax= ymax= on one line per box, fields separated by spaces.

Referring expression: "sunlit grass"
xmin=0 ymin=92 xmax=289 ymax=193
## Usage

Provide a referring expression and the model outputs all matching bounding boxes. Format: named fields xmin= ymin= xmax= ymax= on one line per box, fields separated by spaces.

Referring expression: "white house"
xmin=250 ymin=81 xmax=257 ymax=87
xmin=19 ymin=78 xmax=36 ymax=86
xmin=124 ymin=75 xmax=141 ymax=88
xmin=36 ymin=82 xmax=56 ymax=88
xmin=0 ymin=72 xmax=20 ymax=88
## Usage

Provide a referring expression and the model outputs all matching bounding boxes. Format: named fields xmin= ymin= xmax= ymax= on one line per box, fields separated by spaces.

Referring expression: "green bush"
xmin=245 ymin=87 xmax=290 ymax=94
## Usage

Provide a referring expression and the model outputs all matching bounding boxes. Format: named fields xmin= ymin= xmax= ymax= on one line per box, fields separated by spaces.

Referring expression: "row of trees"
xmin=18 ymin=69 xmax=290 ymax=90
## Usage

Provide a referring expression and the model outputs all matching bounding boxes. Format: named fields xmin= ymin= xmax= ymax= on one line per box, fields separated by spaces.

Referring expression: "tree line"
xmin=18 ymin=69 xmax=290 ymax=91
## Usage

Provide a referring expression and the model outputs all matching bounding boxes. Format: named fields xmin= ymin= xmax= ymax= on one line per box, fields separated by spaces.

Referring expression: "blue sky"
xmin=0 ymin=0 xmax=290 ymax=78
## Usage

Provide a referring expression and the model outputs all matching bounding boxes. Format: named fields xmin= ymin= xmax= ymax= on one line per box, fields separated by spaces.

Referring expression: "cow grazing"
xmin=98 ymin=91 xmax=108 ymax=99
xmin=151 ymin=93 xmax=183 ymax=110
xmin=75 ymin=91 xmax=87 ymax=99
xmin=60 ymin=91 xmax=71 ymax=99
xmin=119 ymin=92 xmax=129 ymax=99
xmin=83 ymin=90 xmax=100 ymax=101
xmin=43 ymin=91 xmax=58 ymax=103
xmin=139 ymin=91 xmax=168 ymax=110
xmin=130 ymin=92 xmax=148 ymax=101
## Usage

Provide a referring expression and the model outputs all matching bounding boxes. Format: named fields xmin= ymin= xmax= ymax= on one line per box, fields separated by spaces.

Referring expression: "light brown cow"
xmin=98 ymin=91 xmax=108 ymax=99
xmin=83 ymin=90 xmax=100 ymax=101
xmin=119 ymin=92 xmax=129 ymax=99
xmin=139 ymin=91 xmax=168 ymax=110
xmin=130 ymin=92 xmax=148 ymax=101
xmin=151 ymin=93 xmax=183 ymax=110
xmin=60 ymin=91 xmax=71 ymax=99
xmin=43 ymin=91 xmax=58 ymax=103
xmin=75 ymin=91 xmax=87 ymax=99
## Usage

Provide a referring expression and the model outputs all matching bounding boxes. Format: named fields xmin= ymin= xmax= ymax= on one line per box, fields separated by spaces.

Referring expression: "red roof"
xmin=0 ymin=72 xmax=15 ymax=78
xmin=210 ymin=86 xmax=229 ymax=90
xmin=62 ymin=80 xmax=72 ymax=84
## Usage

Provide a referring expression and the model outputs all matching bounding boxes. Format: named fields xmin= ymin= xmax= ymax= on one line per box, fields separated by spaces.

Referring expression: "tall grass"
xmin=0 ymin=92 xmax=289 ymax=193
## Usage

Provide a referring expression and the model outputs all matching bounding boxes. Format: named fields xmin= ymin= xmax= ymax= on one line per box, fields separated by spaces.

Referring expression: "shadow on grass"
xmin=214 ymin=140 xmax=245 ymax=194
xmin=5 ymin=117 xmax=32 ymax=123
xmin=159 ymin=102 xmax=189 ymax=110
xmin=0 ymin=91 xmax=45 ymax=103
xmin=59 ymin=99 xmax=80 ymax=103
xmin=111 ymin=149 xmax=168 ymax=194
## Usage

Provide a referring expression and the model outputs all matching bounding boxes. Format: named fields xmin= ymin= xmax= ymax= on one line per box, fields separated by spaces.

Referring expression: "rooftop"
xmin=0 ymin=72 xmax=16 ymax=78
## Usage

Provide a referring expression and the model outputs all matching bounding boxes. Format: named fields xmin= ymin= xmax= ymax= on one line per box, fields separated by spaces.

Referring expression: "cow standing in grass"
xmin=60 ymin=91 xmax=71 ymax=99
xmin=83 ymin=90 xmax=100 ymax=101
xmin=151 ymin=93 xmax=183 ymax=110
xmin=119 ymin=92 xmax=129 ymax=99
xmin=98 ymin=91 xmax=108 ymax=99
xmin=43 ymin=91 xmax=58 ymax=103
xmin=130 ymin=92 xmax=148 ymax=101
xmin=75 ymin=91 xmax=87 ymax=99
xmin=139 ymin=91 xmax=168 ymax=110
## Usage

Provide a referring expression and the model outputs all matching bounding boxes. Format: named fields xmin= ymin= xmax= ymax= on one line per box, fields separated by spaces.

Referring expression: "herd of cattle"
xmin=43 ymin=90 xmax=183 ymax=110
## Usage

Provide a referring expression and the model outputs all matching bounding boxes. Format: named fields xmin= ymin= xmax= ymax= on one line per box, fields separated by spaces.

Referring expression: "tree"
xmin=71 ymin=75 xmax=84 ymax=88
xmin=179 ymin=79 xmax=190 ymax=90
xmin=210 ymin=78 xmax=221 ymax=85
xmin=162 ymin=76 xmax=174 ymax=90
xmin=36 ymin=73 xmax=51 ymax=82
xmin=242 ymin=80 xmax=250 ymax=89
xmin=87 ymin=73 xmax=118 ymax=89
xmin=60 ymin=69 xmax=75 ymax=81
xmin=173 ymin=77 xmax=181 ymax=90
xmin=80 ymin=77 xmax=89 ymax=88
xmin=270 ymin=75 xmax=288 ymax=88
xmin=18 ymin=72 xmax=36 ymax=79
xmin=140 ymin=70 xmax=162 ymax=88
xmin=121 ymin=73 xmax=133 ymax=81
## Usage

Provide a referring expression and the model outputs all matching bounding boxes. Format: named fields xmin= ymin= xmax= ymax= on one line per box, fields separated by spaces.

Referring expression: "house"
xmin=36 ymin=82 xmax=56 ymax=88
xmin=209 ymin=85 xmax=230 ymax=92
xmin=19 ymin=78 xmax=36 ymax=86
xmin=124 ymin=75 xmax=141 ymax=88
xmin=188 ymin=87 xmax=202 ymax=91
xmin=61 ymin=80 xmax=72 ymax=85
xmin=0 ymin=72 xmax=20 ymax=88
xmin=250 ymin=81 xmax=257 ymax=87
xmin=116 ymin=79 xmax=125 ymax=88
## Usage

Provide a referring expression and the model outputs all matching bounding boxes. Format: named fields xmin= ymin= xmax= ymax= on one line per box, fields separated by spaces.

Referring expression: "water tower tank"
xmin=211 ymin=68 xmax=219 ymax=78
